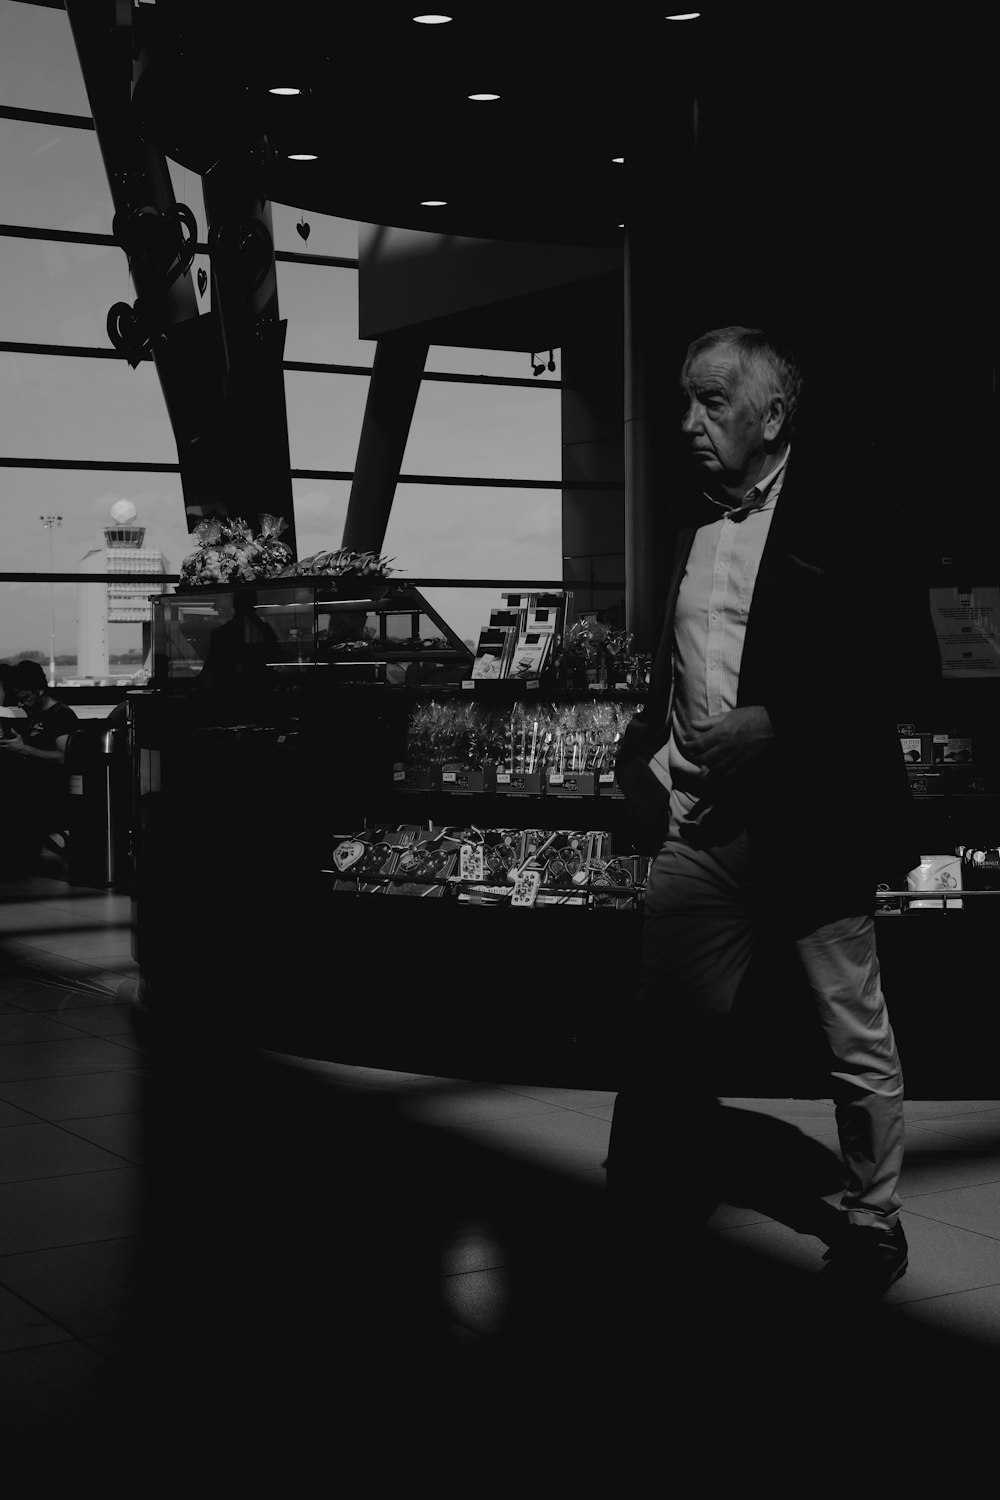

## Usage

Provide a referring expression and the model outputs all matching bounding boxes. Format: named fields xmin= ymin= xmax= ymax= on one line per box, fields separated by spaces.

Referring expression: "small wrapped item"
xmin=385 ymin=825 xmax=457 ymax=897
xmin=255 ymin=513 xmax=293 ymax=577
xmin=958 ymin=845 xmax=1000 ymax=897
xmin=554 ymin=617 xmax=610 ymax=690
xmin=906 ymin=854 xmax=964 ymax=911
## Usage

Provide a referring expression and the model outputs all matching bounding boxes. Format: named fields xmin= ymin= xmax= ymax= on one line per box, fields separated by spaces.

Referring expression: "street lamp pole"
xmin=39 ymin=514 xmax=63 ymax=687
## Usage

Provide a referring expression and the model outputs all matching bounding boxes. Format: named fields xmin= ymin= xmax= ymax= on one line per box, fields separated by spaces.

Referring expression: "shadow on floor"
xmin=77 ymin=1039 xmax=989 ymax=1481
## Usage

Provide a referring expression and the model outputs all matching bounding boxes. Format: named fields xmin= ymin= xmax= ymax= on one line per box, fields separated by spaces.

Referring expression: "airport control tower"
xmin=76 ymin=500 xmax=169 ymax=681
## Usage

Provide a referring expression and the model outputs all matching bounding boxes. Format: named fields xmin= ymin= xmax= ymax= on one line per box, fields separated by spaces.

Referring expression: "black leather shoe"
xmin=820 ymin=1220 xmax=908 ymax=1299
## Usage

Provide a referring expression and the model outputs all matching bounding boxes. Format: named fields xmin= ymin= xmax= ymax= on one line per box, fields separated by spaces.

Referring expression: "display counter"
xmin=126 ymin=581 xmax=1000 ymax=1093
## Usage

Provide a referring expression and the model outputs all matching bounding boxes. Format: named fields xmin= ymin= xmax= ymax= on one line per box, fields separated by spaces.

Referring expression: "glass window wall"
xmin=0 ymin=351 xmax=178 ymax=463
xmin=0 ymin=3 xmax=93 ymax=116
xmin=2 ymin=2 xmax=565 ymax=677
xmin=402 ymin=380 xmax=561 ymax=481
xmin=0 ymin=115 xmax=114 ymax=235
xmin=384 ymin=483 xmax=562 ymax=649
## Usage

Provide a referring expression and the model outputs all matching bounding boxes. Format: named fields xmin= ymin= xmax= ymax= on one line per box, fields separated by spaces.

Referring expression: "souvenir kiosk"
xmin=127 ymin=565 xmax=1000 ymax=1095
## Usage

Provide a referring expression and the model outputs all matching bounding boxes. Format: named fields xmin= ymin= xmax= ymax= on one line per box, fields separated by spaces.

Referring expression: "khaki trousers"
xmin=612 ymin=829 xmax=904 ymax=1229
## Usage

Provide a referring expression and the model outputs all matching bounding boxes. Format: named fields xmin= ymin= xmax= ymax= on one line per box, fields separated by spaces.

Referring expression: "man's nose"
xmin=681 ymin=402 xmax=702 ymax=434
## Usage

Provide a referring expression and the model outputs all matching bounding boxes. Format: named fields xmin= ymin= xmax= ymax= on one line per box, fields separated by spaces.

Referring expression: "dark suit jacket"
xmin=617 ymin=446 xmax=942 ymax=925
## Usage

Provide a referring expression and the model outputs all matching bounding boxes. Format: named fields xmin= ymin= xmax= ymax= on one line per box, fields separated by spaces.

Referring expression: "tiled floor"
xmin=2 ymin=853 xmax=999 ymax=1475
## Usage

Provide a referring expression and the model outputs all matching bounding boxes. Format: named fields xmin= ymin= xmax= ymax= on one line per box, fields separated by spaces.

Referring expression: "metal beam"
xmin=62 ymin=0 xmax=225 ymax=532
xmin=341 ymin=335 xmax=430 ymax=555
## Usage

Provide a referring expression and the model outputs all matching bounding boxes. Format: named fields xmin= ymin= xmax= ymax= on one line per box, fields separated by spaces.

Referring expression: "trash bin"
xmin=66 ymin=720 xmax=130 ymax=889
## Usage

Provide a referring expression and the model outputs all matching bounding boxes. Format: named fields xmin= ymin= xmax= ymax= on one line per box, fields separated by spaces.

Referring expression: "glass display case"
xmin=125 ymin=578 xmax=1000 ymax=1093
xmin=150 ymin=580 xmax=473 ymax=687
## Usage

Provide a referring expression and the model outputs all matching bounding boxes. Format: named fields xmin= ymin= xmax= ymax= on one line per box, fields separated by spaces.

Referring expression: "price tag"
xmin=393 ymin=769 xmax=406 ymax=781
xmin=549 ymin=773 xmax=564 ymax=785
xmin=526 ymin=679 xmax=540 ymax=690
xmin=496 ymin=772 xmax=511 ymax=784
xmin=599 ymin=773 xmax=615 ymax=783
xmin=459 ymin=843 xmax=485 ymax=881
xmin=511 ymin=869 xmax=541 ymax=907
xmin=462 ymin=680 xmax=476 ymax=690
xmin=442 ymin=771 xmax=456 ymax=782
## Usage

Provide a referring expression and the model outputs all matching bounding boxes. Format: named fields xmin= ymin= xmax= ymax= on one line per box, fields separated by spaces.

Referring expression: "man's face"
xmin=680 ymin=346 xmax=769 ymax=489
xmin=17 ymin=687 xmax=42 ymax=712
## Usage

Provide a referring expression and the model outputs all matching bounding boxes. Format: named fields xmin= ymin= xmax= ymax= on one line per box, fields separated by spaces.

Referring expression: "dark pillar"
xmin=622 ymin=225 xmax=665 ymax=653
xmin=201 ymin=156 xmax=296 ymax=551
xmin=341 ymin=334 xmax=429 ymax=556
xmin=623 ymin=77 xmax=699 ymax=652
xmin=65 ymin=0 xmax=223 ymax=530
xmin=561 ymin=275 xmax=625 ymax=625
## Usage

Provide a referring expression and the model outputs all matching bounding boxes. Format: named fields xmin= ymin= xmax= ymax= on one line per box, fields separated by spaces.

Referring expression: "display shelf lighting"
xmin=420 ymin=199 xmax=448 ymax=206
xmin=665 ymin=12 xmax=701 ymax=18
xmin=288 ymin=153 xmax=318 ymax=161
xmin=612 ymin=156 xmax=624 ymax=163
xmin=468 ymin=93 xmax=500 ymax=100
xmin=269 ymin=86 xmax=302 ymax=95
xmin=413 ymin=13 xmax=453 ymax=21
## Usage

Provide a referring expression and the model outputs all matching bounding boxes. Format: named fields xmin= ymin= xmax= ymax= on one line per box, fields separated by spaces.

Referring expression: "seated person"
xmin=0 ymin=663 xmax=28 ymax=728
xmin=0 ymin=659 xmax=79 ymax=871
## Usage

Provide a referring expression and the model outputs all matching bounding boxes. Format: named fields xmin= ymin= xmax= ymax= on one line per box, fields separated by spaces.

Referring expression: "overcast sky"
xmin=0 ymin=0 xmax=563 ymax=658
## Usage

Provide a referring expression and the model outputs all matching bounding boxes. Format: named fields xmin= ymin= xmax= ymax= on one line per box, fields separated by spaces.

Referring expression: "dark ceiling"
xmin=129 ymin=3 xmax=991 ymax=262
xmin=119 ymin=2 xmax=994 ymax=524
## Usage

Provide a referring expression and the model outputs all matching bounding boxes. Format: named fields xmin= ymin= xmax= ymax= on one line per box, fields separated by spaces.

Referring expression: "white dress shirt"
xmin=650 ymin=446 xmax=791 ymax=835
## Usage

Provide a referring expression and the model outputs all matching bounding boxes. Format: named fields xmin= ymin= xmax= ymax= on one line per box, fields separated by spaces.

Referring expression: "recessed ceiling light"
xmin=269 ymin=87 xmax=301 ymax=95
xmin=420 ymin=200 xmax=447 ymax=206
xmin=413 ymin=14 xmax=452 ymax=21
xmin=287 ymin=153 xmax=318 ymax=161
xmin=612 ymin=157 xmax=624 ymax=164
xmin=468 ymin=93 xmax=500 ymax=101
xmin=665 ymin=12 xmax=701 ymax=18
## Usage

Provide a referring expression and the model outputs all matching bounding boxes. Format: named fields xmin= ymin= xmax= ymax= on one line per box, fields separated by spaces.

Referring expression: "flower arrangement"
xmin=178 ymin=514 xmax=293 ymax=587
xmin=280 ymin=547 xmax=395 ymax=579
xmin=553 ymin=620 xmax=650 ymax=691
xmin=178 ymin=521 xmax=396 ymax=589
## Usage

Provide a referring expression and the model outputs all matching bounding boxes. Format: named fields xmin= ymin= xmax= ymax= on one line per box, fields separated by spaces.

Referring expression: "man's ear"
xmin=763 ymin=394 xmax=787 ymax=443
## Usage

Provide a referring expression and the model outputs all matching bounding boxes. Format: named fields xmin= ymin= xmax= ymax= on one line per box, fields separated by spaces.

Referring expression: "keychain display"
xmin=589 ymin=855 xmax=646 ymax=910
xmin=387 ymin=842 xmax=458 ymax=897
xmin=330 ymin=827 xmax=400 ymax=894
xmin=329 ymin=823 xmax=647 ymax=908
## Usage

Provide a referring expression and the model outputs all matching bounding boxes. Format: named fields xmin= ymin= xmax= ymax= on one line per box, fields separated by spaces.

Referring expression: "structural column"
xmin=201 ymin=157 xmax=296 ymax=550
xmin=623 ymin=82 xmax=699 ymax=652
xmin=341 ymin=333 xmax=429 ymax=556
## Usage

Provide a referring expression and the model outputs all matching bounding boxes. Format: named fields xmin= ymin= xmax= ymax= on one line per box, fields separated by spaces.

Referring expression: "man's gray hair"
xmin=684 ymin=326 xmax=803 ymax=434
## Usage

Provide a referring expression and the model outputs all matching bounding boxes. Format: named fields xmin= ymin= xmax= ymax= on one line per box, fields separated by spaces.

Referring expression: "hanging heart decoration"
xmin=196 ymin=266 xmax=208 ymax=297
xmin=209 ymin=218 xmax=273 ymax=298
xmin=112 ymin=202 xmax=198 ymax=288
xmin=106 ymin=300 xmax=151 ymax=369
xmin=296 ymin=220 xmax=311 ymax=241
xmin=332 ymin=840 xmax=365 ymax=872
xmin=165 ymin=203 xmax=198 ymax=281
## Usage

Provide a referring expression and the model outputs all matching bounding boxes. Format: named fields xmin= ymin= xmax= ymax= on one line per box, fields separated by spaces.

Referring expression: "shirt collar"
xmin=704 ymin=444 xmax=791 ymax=519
